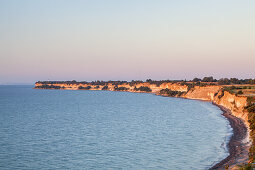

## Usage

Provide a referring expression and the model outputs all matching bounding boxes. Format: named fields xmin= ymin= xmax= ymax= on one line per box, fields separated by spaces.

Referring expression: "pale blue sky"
xmin=0 ymin=0 xmax=254 ymax=84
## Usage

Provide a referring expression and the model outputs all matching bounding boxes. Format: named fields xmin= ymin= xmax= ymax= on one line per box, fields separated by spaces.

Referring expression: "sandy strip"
xmin=210 ymin=104 xmax=249 ymax=169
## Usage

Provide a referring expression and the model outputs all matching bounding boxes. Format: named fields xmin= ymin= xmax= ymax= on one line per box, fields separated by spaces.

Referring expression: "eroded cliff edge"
xmin=185 ymin=86 xmax=249 ymax=127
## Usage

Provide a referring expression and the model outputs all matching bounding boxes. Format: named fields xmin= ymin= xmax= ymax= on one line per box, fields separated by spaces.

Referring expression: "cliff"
xmin=35 ymin=82 xmax=188 ymax=93
xmin=214 ymin=91 xmax=249 ymax=126
xmin=184 ymin=86 xmax=249 ymax=127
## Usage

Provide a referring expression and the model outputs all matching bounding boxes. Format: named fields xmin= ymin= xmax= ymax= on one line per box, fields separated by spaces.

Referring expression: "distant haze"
xmin=0 ymin=0 xmax=254 ymax=84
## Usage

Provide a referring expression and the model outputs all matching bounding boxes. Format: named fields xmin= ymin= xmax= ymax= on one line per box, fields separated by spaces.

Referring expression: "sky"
xmin=0 ymin=0 xmax=254 ymax=84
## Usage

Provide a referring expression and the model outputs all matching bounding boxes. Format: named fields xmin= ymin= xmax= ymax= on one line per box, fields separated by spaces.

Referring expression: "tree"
xmin=134 ymin=86 xmax=152 ymax=92
xmin=102 ymin=86 xmax=108 ymax=90
xmin=248 ymin=105 xmax=255 ymax=113
xmin=193 ymin=78 xmax=201 ymax=82
xmin=78 ymin=86 xmax=91 ymax=90
xmin=237 ymin=90 xmax=243 ymax=95
xmin=160 ymin=88 xmax=178 ymax=96
xmin=218 ymin=78 xmax=231 ymax=85
xmin=230 ymin=78 xmax=240 ymax=84
xmin=114 ymin=86 xmax=129 ymax=91
xmin=202 ymin=76 xmax=214 ymax=82
xmin=146 ymin=79 xmax=152 ymax=83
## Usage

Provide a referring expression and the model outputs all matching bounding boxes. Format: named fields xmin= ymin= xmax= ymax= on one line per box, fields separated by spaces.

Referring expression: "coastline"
xmin=210 ymin=104 xmax=249 ymax=169
xmin=34 ymin=86 xmax=251 ymax=169
xmin=111 ymin=91 xmax=251 ymax=169
xmin=158 ymin=93 xmax=250 ymax=169
xmin=93 ymin=90 xmax=251 ymax=168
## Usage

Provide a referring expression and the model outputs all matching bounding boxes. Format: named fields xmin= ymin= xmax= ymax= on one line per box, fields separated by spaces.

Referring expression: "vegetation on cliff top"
xmin=159 ymin=88 xmax=185 ymax=97
xmin=102 ymin=86 xmax=108 ymax=90
xmin=237 ymin=163 xmax=255 ymax=169
xmin=114 ymin=86 xmax=129 ymax=91
xmin=35 ymin=84 xmax=64 ymax=89
xmin=78 ymin=86 xmax=91 ymax=90
xmin=246 ymin=96 xmax=255 ymax=162
xmin=134 ymin=86 xmax=152 ymax=92
xmin=36 ymin=77 xmax=255 ymax=87
xmin=221 ymin=86 xmax=255 ymax=97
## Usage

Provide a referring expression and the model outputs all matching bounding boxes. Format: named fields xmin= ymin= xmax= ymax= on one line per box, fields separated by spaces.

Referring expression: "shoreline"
xmin=34 ymin=87 xmax=251 ymax=169
xmin=110 ymin=91 xmax=251 ymax=169
xmin=100 ymin=90 xmax=251 ymax=168
xmin=157 ymin=93 xmax=250 ymax=169
xmin=210 ymin=104 xmax=249 ymax=169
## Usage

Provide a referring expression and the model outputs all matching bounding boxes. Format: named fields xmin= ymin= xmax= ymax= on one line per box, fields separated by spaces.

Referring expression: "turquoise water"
xmin=0 ymin=85 xmax=232 ymax=169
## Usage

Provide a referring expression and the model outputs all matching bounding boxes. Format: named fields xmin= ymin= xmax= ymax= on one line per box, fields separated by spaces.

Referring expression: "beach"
xmin=154 ymin=93 xmax=250 ymax=169
xmin=210 ymin=104 xmax=250 ymax=169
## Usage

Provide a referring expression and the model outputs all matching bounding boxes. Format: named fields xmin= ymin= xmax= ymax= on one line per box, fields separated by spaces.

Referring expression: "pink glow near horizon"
xmin=0 ymin=0 xmax=254 ymax=84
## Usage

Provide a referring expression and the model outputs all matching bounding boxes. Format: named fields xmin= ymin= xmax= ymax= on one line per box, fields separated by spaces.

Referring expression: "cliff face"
xmin=214 ymin=91 xmax=248 ymax=125
xmin=35 ymin=82 xmax=188 ymax=92
xmin=159 ymin=83 xmax=188 ymax=92
xmin=183 ymin=85 xmax=249 ymax=126
xmin=185 ymin=86 xmax=221 ymax=100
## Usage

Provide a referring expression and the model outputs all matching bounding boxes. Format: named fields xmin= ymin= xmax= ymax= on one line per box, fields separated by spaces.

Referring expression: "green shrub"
xmin=218 ymin=91 xmax=225 ymax=99
xmin=78 ymin=86 xmax=91 ymax=90
xmin=248 ymin=112 xmax=255 ymax=122
xmin=222 ymin=86 xmax=236 ymax=94
xmin=201 ymin=76 xmax=214 ymax=82
xmin=199 ymin=83 xmax=207 ymax=87
xmin=138 ymin=86 xmax=152 ymax=92
xmin=192 ymin=78 xmax=201 ymax=82
xmin=160 ymin=88 xmax=179 ymax=97
xmin=36 ymin=84 xmax=61 ymax=89
xmin=114 ymin=86 xmax=129 ymax=91
xmin=177 ymin=91 xmax=185 ymax=97
xmin=247 ymin=102 xmax=255 ymax=162
xmin=247 ymin=97 xmax=255 ymax=105
xmin=218 ymin=78 xmax=231 ymax=85
xmin=249 ymin=145 xmax=255 ymax=162
xmin=237 ymin=90 xmax=244 ymax=95
xmin=237 ymin=163 xmax=254 ymax=170
xmin=250 ymin=124 xmax=255 ymax=131
xmin=134 ymin=86 xmax=152 ymax=92
xmin=248 ymin=105 xmax=255 ymax=113
xmin=102 ymin=86 xmax=108 ymax=90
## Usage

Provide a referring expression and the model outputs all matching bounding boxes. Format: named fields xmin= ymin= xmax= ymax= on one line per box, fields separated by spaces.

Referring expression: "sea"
xmin=0 ymin=85 xmax=232 ymax=170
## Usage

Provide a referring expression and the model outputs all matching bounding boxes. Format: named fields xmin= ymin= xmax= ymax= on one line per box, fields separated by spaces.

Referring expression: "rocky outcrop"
xmin=35 ymin=82 xmax=188 ymax=93
xmin=182 ymin=85 xmax=249 ymax=126
xmin=184 ymin=86 xmax=221 ymax=100
xmin=214 ymin=91 xmax=249 ymax=126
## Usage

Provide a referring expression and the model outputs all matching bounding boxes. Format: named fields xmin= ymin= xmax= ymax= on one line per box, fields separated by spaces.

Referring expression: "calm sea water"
xmin=0 ymin=85 xmax=232 ymax=170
